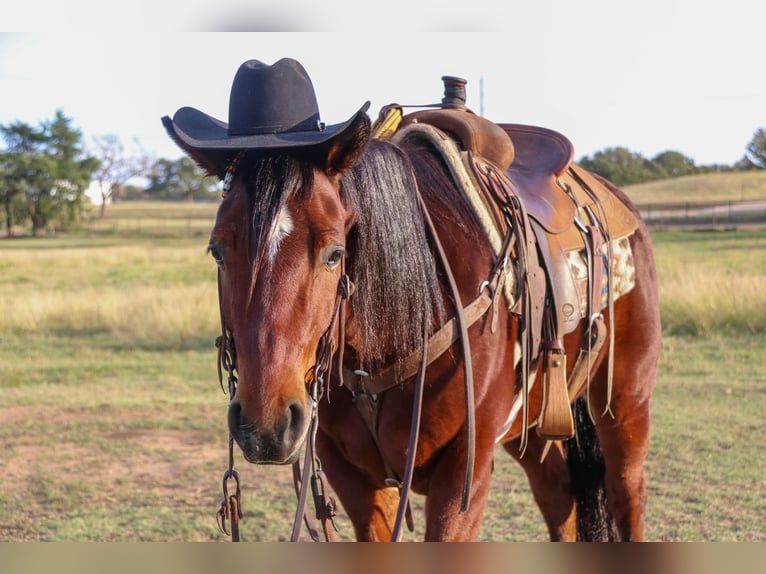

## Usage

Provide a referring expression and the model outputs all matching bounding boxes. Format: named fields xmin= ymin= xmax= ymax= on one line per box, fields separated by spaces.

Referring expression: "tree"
xmin=650 ymin=150 xmax=698 ymax=178
xmin=0 ymin=152 xmax=25 ymax=236
xmin=745 ymin=128 xmax=766 ymax=168
xmin=0 ymin=163 xmax=29 ymax=237
xmin=0 ymin=110 xmax=98 ymax=236
xmin=0 ymin=122 xmax=44 ymax=235
xmin=578 ymin=147 xmax=658 ymax=186
xmin=90 ymin=134 xmax=154 ymax=217
xmin=145 ymin=156 xmax=218 ymax=200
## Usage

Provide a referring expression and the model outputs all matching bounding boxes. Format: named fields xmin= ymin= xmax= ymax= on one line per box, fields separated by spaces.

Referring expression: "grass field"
xmin=1 ymin=199 xmax=764 ymax=541
xmin=624 ymin=169 xmax=766 ymax=204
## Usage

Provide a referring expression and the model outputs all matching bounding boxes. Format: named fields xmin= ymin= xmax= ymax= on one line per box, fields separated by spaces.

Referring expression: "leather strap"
xmin=289 ymin=271 xmax=352 ymax=542
xmin=567 ymin=168 xmax=616 ymax=416
xmin=481 ymin=164 xmax=547 ymax=455
xmin=344 ymin=289 xmax=493 ymax=397
xmin=390 ymin=328 xmax=429 ymax=541
xmin=415 ymin=188 xmax=475 ymax=512
xmin=344 ymin=185 xmax=513 ymax=517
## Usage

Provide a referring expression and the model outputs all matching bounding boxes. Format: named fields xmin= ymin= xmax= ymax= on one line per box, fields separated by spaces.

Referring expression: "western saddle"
xmin=368 ymin=77 xmax=638 ymax=445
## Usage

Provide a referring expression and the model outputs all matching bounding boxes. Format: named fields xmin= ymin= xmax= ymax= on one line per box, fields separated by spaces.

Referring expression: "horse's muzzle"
xmin=227 ymin=398 xmax=308 ymax=465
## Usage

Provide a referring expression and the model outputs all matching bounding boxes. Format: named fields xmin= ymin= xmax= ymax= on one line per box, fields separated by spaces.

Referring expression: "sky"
xmin=1 ymin=1 xmax=764 ymax=168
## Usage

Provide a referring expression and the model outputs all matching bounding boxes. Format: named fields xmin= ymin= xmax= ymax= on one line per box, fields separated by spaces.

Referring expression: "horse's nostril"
xmin=225 ymin=398 xmax=307 ymax=464
xmin=228 ymin=401 xmax=243 ymax=434
xmin=286 ymin=400 xmax=307 ymax=444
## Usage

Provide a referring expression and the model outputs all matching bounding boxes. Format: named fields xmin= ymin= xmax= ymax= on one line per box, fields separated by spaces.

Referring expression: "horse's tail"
xmin=565 ymin=396 xmax=619 ymax=541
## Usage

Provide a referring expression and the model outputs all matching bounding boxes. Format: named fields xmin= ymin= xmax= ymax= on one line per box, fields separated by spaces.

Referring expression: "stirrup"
xmin=536 ymin=349 xmax=575 ymax=439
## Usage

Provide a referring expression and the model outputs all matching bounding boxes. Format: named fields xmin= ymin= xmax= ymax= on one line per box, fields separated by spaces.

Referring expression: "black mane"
xmin=342 ymin=139 xmax=446 ymax=368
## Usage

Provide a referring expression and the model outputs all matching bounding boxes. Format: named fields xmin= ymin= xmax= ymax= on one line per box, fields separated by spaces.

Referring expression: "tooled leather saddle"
xmin=372 ymin=86 xmax=638 ymax=442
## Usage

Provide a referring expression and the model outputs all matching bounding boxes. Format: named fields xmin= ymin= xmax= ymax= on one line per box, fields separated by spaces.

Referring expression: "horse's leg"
xmin=587 ymin=397 xmax=651 ymax=541
xmin=586 ymin=230 xmax=661 ymax=542
xmin=420 ymin=429 xmax=496 ymax=541
xmin=502 ymin=435 xmax=577 ymax=541
xmin=315 ymin=426 xmax=398 ymax=541
xmin=587 ymin=359 xmax=655 ymax=541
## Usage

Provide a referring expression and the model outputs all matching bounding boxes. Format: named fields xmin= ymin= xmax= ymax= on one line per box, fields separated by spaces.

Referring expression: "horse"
xmin=163 ymin=59 xmax=661 ymax=542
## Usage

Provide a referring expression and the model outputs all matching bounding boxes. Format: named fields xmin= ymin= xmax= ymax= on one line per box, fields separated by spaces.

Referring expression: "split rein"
xmin=288 ymin=270 xmax=353 ymax=542
xmin=214 ymin=267 xmax=353 ymax=542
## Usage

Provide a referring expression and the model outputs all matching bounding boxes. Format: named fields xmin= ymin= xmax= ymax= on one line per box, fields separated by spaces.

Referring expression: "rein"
xmin=215 ymin=270 xmax=243 ymax=541
xmin=214 ymin=262 xmax=353 ymax=542
xmin=288 ymin=270 xmax=353 ymax=542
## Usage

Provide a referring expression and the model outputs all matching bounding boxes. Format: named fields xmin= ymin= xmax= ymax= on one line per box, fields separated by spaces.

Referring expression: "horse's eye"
xmin=208 ymin=244 xmax=226 ymax=267
xmin=324 ymin=247 xmax=344 ymax=269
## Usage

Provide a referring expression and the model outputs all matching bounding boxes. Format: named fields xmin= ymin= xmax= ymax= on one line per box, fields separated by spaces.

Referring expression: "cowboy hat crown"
xmin=162 ymin=57 xmax=369 ymax=151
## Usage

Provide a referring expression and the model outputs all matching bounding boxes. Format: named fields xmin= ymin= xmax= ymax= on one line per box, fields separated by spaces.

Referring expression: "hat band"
xmin=227 ymin=116 xmax=325 ymax=136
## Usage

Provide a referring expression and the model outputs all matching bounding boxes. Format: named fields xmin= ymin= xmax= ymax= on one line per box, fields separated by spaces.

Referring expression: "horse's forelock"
xmin=242 ymin=152 xmax=314 ymax=272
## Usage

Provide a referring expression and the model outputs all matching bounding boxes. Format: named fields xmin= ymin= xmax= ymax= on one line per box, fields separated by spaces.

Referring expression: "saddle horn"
xmin=441 ymin=76 xmax=467 ymax=109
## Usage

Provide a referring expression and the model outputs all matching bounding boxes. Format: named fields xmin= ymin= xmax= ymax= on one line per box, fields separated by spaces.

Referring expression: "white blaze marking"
xmin=267 ymin=206 xmax=293 ymax=261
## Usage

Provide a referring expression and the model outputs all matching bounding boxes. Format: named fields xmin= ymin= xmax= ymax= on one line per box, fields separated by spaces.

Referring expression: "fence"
xmin=637 ymin=200 xmax=766 ymax=230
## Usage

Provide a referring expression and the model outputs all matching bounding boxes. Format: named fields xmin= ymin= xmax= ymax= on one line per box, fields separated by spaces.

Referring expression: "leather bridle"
xmin=214 ymin=263 xmax=354 ymax=542
xmin=288 ymin=268 xmax=353 ymax=542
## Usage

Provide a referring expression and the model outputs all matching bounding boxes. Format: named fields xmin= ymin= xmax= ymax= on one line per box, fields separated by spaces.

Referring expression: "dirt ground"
xmin=0 ymin=404 xmax=312 ymax=541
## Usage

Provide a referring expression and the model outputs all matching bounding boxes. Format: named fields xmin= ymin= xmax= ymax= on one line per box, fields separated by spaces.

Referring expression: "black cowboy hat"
xmin=162 ymin=58 xmax=370 ymax=150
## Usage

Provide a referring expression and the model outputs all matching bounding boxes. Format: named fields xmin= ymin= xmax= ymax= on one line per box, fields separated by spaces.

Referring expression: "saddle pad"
xmin=567 ymin=235 xmax=637 ymax=320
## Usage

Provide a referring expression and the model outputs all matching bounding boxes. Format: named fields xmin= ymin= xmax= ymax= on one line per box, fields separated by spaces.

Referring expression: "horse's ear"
xmin=322 ymin=111 xmax=371 ymax=176
xmin=161 ymin=115 xmax=232 ymax=180
xmin=183 ymin=149 xmax=233 ymax=180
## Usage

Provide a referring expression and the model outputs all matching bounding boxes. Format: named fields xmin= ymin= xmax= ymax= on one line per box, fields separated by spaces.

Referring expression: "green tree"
xmin=145 ymin=156 xmax=218 ymax=200
xmin=578 ymin=147 xmax=657 ymax=186
xmin=650 ymin=150 xmax=698 ymax=178
xmin=0 ymin=122 xmax=43 ymax=235
xmin=745 ymin=128 xmax=766 ymax=168
xmin=0 ymin=152 xmax=27 ymax=236
xmin=0 ymin=110 xmax=98 ymax=236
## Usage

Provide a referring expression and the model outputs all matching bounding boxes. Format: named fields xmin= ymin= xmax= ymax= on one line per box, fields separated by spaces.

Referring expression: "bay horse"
xmin=163 ymin=59 xmax=660 ymax=541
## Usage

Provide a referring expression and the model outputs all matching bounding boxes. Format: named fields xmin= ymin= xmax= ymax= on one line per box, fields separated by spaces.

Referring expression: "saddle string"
xmin=564 ymin=170 xmax=616 ymax=418
xmin=483 ymin=166 xmax=540 ymax=456
xmin=578 ymin=176 xmax=616 ymax=417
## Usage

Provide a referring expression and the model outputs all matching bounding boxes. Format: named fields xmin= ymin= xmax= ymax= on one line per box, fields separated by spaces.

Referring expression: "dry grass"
xmin=1 ymin=235 xmax=218 ymax=346
xmin=651 ymin=229 xmax=766 ymax=335
xmin=3 ymin=283 xmax=218 ymax=344
xmin=624 ymin=170 xmax=766 ymax=204
xmin=659 ymin=267 xmax=766 ymax=334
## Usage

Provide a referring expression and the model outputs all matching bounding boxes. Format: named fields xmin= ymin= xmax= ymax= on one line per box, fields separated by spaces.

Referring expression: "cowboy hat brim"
xmin=162 ymin=101 xmax=371 ymax=151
